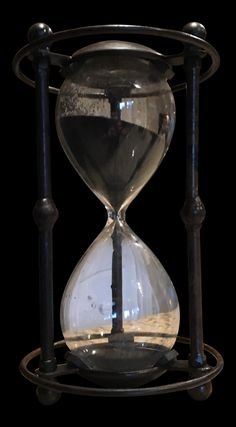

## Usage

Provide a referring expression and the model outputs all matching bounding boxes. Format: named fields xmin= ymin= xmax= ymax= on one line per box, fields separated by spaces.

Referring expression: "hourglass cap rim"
xmin=64 ymin=40 xmax=173 ymax=79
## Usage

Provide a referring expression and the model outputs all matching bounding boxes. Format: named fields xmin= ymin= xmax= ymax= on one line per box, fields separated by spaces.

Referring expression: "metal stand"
xmin=13 ymin=22 xmax=223 ymax=404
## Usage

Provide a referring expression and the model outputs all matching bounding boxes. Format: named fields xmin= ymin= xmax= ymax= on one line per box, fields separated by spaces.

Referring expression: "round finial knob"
xmin=36 ymin=387 xmax=61 ymax=405
xmin=183 ymin=22 xmax=207 ymax=39
xmin=28 ymin=23 xmax=52 ymax=43
xmin=188 ymin=381 xmax=213 ymax=401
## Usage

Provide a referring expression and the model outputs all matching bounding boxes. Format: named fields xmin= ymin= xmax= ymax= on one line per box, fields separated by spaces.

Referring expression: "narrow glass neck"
xmin=107 ymin=208 xmax=126 ymax=224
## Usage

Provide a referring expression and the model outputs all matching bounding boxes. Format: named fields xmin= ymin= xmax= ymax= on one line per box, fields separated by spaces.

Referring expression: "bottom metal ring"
xmin=19 ymin=336 xmax=224 ymax=397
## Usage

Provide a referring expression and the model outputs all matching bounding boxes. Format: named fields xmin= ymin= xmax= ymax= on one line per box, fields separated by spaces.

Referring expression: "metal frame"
xmin=13 ymin=22 xmax=223 ymax=403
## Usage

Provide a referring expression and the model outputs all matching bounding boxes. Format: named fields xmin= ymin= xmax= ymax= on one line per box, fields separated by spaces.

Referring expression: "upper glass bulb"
xmin=56 ymin=41 xmax=176 ymax=212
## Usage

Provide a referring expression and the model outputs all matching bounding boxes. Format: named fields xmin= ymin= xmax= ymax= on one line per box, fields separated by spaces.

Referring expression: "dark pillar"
xmin=181 ymin=22 xmax=212 ymax=400
xmin=28 ymin=23 xmax=60 ymax=405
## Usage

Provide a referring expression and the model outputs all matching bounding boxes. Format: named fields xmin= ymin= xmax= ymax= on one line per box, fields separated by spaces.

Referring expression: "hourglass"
xmin=13 ymin=22 xmax=223 ymax=402
xmin=56 ymin=41 xmax=179 ymax=385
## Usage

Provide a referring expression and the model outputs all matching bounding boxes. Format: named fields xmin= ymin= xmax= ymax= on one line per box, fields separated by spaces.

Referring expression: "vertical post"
xmin=28 ymin=23 xmax=60 ymax=405
xmin=107 ymin=94 xmax=123 ymax=336
xmin=180 ymin=22 xmax=212 ymax=400
xmin=111 ymin=221 xmax=124 ymax=334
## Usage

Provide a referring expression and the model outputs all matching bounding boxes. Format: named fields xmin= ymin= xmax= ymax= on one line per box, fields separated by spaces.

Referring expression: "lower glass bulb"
xmin=60 ymin=217 xmax=180 ymax=374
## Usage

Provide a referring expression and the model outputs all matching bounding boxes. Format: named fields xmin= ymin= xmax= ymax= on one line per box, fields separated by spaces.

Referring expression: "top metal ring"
xmin=12 ymin=24 xmax=220 ymax=94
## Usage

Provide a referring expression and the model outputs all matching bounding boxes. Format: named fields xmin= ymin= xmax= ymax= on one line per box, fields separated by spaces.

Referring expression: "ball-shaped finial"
xmin=28 ymin=23 xmax=52 ymax=43
xmin=36 ymin=387 xmax=61 ymax=405
xmin=183 ymin=22 xmax=207 ymax=39
xmin=188 ymin=381 xmax=213 ymax=401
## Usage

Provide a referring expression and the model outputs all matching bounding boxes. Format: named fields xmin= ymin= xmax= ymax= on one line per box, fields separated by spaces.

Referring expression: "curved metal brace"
xmin=12 ymin=24 xmax=220 ymax=95
xmin=19 ymin=337 xmax=224 ymax=398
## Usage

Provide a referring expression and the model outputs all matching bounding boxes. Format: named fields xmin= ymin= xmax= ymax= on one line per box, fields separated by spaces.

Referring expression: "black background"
xmin=6 ymin=1 xmax=232 ymax=420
